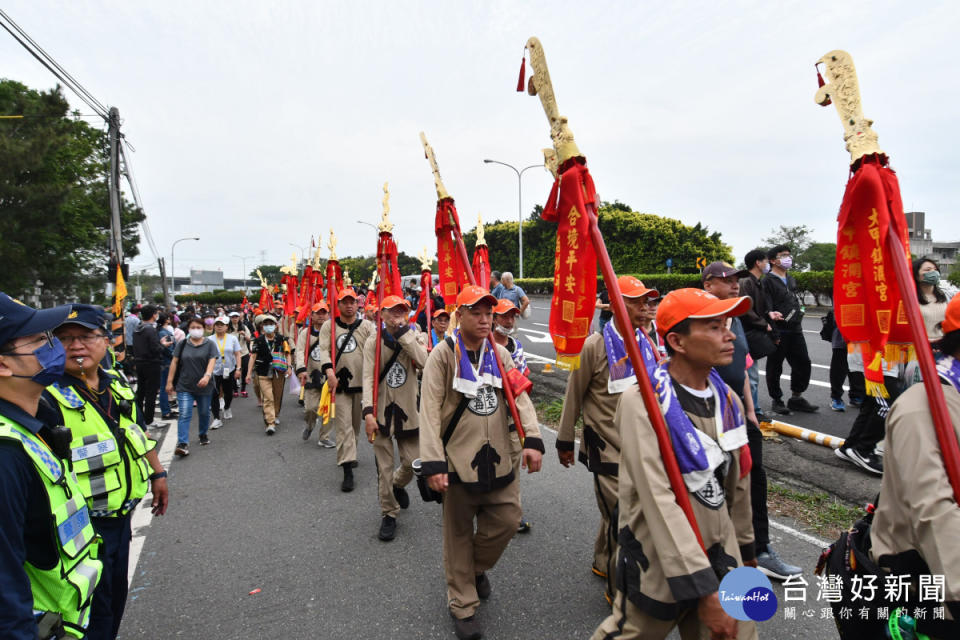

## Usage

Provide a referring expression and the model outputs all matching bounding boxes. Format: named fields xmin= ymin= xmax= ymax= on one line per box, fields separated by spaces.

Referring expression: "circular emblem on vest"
xmin=467 ymin=385 xmax=499 ymax=416
xmin=310 ymin=343 xmax=324 ymax=362
xmin=336 ymin=333 xmax=357 ymax=354
xmin=385 ymin=362 xmax=407 ymax=388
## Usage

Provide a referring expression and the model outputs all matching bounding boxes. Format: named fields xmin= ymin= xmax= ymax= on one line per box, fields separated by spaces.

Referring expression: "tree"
xmin=0 ymin=80 xmax=142 ymax=299
xmin=463 ymin=202 xmax=734 ymax=277
xmin=762 ymin=225 xmax=814 ymax=265
xmin=804 ymin=242 xmax=837 ymax=271
xmin=250 ymin=264 xmax=284 ymax=285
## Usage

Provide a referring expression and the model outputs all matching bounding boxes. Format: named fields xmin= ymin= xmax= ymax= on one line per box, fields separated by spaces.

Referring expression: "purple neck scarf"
xmin=603 ymin=321 xmax=659 ymax=394
xmin=451 ymin=329 xmax=501 ymax=397
xmin=651 ymin=360 xmax=748 ymax=492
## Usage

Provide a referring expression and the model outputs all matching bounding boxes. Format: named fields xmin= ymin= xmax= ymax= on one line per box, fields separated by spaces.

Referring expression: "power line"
xmin=0 ymin=9 xmax=109 ymax=119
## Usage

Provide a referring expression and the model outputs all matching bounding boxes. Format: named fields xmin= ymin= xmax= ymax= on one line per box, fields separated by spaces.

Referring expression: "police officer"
xmin=0 ymin=293 xmax=103 ymax=639
xmin=44 ymin=304 xmax=170 ymax=640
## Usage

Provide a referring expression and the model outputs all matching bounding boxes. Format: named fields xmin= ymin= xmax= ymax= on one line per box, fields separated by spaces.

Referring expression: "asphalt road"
xmin=122 ymin=388 xmax=839 ymax=639
xmin=516 ymin=295 xmax=882 ymax=506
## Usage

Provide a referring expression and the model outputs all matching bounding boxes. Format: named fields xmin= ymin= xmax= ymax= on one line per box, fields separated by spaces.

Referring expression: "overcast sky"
xmin=3 ymin=1 xmax=958 ymax=280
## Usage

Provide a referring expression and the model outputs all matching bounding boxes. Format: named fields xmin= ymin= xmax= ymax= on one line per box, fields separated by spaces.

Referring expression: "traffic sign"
xmin=696 ymin=257 xmax=707 ymax=269
xmin=665 ymin=258 xmax=673 ymax=268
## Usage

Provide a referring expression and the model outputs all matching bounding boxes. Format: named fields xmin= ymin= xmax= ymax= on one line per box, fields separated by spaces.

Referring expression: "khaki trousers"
xmin=373 ymin=434 xmax=418 ymax=517
xmin=590 ymin=592 xmax=758 ymax=640
xmin=594 ymin=472 xmax=619 ymax=593
xmin=442 ymin=480 xmax=521 ymax=619
xmin=257 ymin=374 xmax=286 ymax=427
xmin=333 ymin=392 xmax=362 ymax=466
xmin=303 ymin=387 xmax=333 ymax=442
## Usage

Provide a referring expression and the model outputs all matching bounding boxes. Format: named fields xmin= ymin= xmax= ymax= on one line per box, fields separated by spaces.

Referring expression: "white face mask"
xmin=189 ymin=328 xmax=204 ymax=339
xmin=263 ymin=324 xmax=276 ymax=334
xmin=762 ymin=262 xmax=771 ymax=274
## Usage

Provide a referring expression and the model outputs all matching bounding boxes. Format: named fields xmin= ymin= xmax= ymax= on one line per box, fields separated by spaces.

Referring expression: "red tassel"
xmin=816 ymin=65 xmax=831 ymax=106
xmin=516 ymin=56 xmax=526 ymax=92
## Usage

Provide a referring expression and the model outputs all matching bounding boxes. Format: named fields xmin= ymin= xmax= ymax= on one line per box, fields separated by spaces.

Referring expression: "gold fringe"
xmin=555 ymin=354 xmax=581 ymax=371
xmin=864 ymin=379 xmax=890 ymax=399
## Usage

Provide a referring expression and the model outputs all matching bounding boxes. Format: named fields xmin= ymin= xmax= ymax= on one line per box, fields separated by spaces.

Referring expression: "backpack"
xmin=820 ymin=310 xmax=837 ymax=342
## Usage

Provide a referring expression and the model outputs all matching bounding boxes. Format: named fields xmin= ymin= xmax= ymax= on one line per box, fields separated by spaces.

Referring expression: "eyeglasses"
xmin=0 ymin=331 xmax=55 ymax=356
xmin=56 ymin=334 xmax=107 ymax=346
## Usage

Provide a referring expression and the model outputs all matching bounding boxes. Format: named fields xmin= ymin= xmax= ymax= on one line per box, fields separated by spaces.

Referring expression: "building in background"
xmin=905 ymin=211 xmax=957 ymax=276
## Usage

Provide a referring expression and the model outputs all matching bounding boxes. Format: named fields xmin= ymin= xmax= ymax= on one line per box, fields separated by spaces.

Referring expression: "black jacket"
xmin=250 ymin=334 xmax=289 ymax=377
xmin=738 ymin=273 xmax=772 ymax=333
xmin=760 ymin=272 xmax=804 ymax=333
xmin=132 ymin=322 xmax=164 ymax=364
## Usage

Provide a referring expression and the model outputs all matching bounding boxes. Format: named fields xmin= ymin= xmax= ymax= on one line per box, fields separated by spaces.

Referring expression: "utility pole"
xmin=159 ymin=257 xmax=170 ymax=307
xmin=107 ymin=107 xmax=124 ymax=267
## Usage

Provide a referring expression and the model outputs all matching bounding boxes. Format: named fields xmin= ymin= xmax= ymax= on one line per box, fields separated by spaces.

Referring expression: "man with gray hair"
xmin=494 ymin=272 xmax=529 ymax=317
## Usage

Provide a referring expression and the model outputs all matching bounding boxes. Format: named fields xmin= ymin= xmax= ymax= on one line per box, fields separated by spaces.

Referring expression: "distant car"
xmin=401 ymin=274 xmax=440 ymax=291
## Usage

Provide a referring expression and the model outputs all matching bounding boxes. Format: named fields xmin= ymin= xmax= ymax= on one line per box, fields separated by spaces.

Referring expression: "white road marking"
xmin=758 ymin=369 xmax=846 ymax=391
xmin=770 ymin=519 xmax=830 ymax=548
xmin=538 ymin=423 xmax=830 ymax=548
xmin=127 ymin=422 xmax=176 ymax=585
xmin=517 ymin=327 xmax=554 ymax=343
xmin=531 ymin=322 xmax=550 ymax=328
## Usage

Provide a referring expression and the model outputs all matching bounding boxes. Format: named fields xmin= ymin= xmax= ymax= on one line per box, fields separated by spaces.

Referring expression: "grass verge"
xmin=767 ymin=481 xmax=865 ymax=541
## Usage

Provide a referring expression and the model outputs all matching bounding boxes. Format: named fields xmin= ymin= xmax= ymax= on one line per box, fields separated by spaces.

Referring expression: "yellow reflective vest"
xmin=0 ymin=415 xmax=103 ymax=636
xmin=46 ymin=375 xmax=156 ymax=517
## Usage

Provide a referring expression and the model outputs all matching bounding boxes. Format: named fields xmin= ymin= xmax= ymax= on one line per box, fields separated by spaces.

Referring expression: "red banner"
xmin=296 ymin=266 xmax=314 ymax=324
xmin=541 ymin=161 xmax=598 ymax=368
xmin=435 ymin=199 xmax=471 ymax=308
xmin=326 ymin=260 xmax=343 ymax=318
xmin=258 ymin=287 xmax=273 ymax=311
xmin=472 ymin=244 xmax=490 ymax=290
xmin=834 ymin=156 xmax=913 ymax=392
xmin=377 ymin=232 xmax=403 ymax=300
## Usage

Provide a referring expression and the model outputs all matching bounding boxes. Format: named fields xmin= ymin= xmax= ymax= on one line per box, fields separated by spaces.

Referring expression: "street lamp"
xmin=288 ymin=242 xmax=310 ymax=270
xmin=170 ymin=237 xmax=199 ymax=304
xmin=233 ymin=254 xmax=255 ymax=294
xmin=482 ymin=159 xmax=544 ymax=279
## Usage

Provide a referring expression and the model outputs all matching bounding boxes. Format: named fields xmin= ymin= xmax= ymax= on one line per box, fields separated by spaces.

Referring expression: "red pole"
xmin=584 ymin=200 xmax=705 ymax=551
xmin=327 ymin=264 xmax=337 ymax=408
xmin=423 ymin=270 xmax=434 ymax=353
xmin=372 ymin=235 xmax=388 ymax=419
xmin=448 ymin=218 xmax=527 ymax=441
xmin=885 ymin=229 xmax=960 ymax=502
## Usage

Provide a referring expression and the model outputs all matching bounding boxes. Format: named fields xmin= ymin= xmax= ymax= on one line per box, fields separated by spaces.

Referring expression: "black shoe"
xmin=161 ymin=412 xmax=178 ymax=420
xmin=787 ymin=396 xmax=819 ymax=413
xmin=517 ymin=517 xmax=532 ymax=534
xmin=199 ymin=434 xmax=210 ymax=446
xmin=341 ymin=465 xmax=355 ymax=492
xmin=378 ymin=515 xmax=397 ymax=541
xmin=393 ymin=485 xmax=410 ymax=509
xmin=475 ymin=572 xmax=491 ymax=600
xmin=451 ymin=614 xmax=482 ymax=640
xmin=771 ymin=399 xmax=791 ymax=415
xmin=835 ymin=447 xmax=883 ymax=475
xmin=174 ymin=443 xmax=189 ymax=457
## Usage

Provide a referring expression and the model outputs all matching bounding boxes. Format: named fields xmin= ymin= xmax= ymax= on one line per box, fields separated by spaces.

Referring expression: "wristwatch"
xmin=149 ymin=470 xmax=168 ymax=481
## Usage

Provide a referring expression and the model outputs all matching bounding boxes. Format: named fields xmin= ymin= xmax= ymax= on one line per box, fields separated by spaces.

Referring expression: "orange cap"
xmin=432 ymin=308 xmax=450 ymax=318
xmin=944 ymin=295 xmax=960 ymax=334
xmin=494 ymin=299 xmax=520 ymax=315
xmin=618 ymin=275 xmax=659 ymax=299
xmin=456 ymin=285 xmax=497 ymax=309
xmin=655 ymin=288 xmax=752 ymax=337
xmin=380 ymin=295 xmax=410 ymax=311
xmin=365 ymin=303 xmax=377 ymax=312
xmin=337 ymin=288 xmax=359 ymax=301
xmin=311 ymin=301 xmax=329 ymax=313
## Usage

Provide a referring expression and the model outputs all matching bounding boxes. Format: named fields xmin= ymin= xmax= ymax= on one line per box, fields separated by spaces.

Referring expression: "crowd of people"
xmin=1 ymin=248 xmax=958 ymax=640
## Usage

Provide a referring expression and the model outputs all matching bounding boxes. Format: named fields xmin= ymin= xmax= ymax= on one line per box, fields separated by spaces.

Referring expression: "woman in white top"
xmin=208 ymin=316 xmax=242 ymax=427
xmin=914 ymin=257 xmax=950 ymax=341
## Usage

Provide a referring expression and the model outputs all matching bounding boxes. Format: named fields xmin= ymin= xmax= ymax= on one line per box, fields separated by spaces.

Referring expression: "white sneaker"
xmin=274 ymin=417 xmax=280 ymax=425
xmin=224 ymin=409 xmax=233 ymax=420
xmin=210 ymin=418 xmax=223 ymax=430
xmin=266 ymin=425 xmax=276 ymax=435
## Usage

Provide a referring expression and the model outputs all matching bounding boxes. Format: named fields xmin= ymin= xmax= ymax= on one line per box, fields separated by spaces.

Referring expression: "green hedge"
xmin=949 ymin=269 xmax=960 ymax=288
xmin=518 ymin=270 xmax=837 ymax=301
